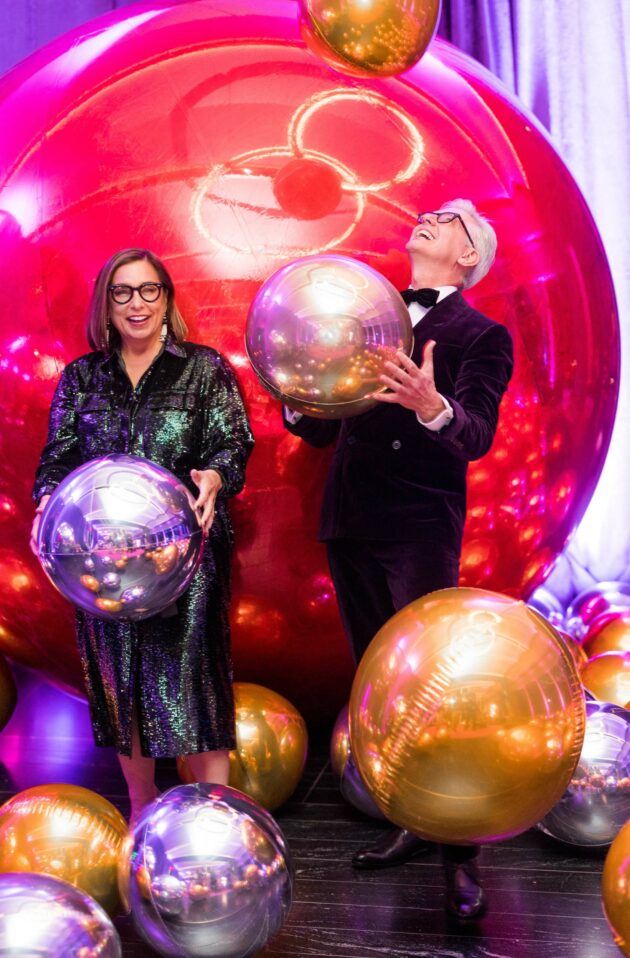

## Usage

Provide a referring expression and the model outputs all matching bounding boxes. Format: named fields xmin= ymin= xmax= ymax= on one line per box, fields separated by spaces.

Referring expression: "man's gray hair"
xmin=439 ymin=198 xmax=497 ymax=289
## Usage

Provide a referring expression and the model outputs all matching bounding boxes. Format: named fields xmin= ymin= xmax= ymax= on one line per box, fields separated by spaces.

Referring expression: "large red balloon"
xmin=0 ymin=1 xmax=619 ymax=723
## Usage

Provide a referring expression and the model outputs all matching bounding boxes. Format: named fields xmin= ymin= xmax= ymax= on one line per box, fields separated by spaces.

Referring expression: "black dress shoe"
xmin=444 ymin=860 xmax=487 ymax=921
xmin=352 ymin=828 xmax=435 ymax=869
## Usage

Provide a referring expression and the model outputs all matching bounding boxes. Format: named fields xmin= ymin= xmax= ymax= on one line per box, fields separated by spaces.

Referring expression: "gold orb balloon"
xmin=245 ymin=254 xmax=412 ymax=419
xmin=581 ymin=652 xmax=630 ymax=708
xmin=349 ymin=587 xmax=586 ymax=844
xmin=299 ymin=0 xmax=441 ymax=78
xmin=330 ymin=703 xmax=351 ymax=778
xmin=584 ymin=613 xmax=630 ymax=659
xmin=603 ymin=818 xmax=630 ymax=956
xmin=0 ymin=654 xmax=16 ymax=732
xmin=0 ymin=784 xmax=128 ymax=915
xmin=179 ymin=682 xmax=308 ymax=811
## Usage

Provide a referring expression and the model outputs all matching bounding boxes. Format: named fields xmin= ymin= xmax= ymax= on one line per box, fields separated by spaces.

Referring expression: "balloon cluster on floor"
xmin=0 ymin=679 xmax=300 ymax=956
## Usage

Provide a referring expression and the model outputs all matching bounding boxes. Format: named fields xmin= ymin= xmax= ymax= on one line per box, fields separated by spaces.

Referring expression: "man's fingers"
xmin=421 ymin=340 xmax=436 ymax=369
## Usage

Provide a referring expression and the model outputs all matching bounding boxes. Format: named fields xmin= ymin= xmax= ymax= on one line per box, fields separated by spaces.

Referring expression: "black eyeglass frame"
xmin=417 ymin=211 xmax=476 ymax=249
xmin=108 ymin=282 xmax=167 ymax=304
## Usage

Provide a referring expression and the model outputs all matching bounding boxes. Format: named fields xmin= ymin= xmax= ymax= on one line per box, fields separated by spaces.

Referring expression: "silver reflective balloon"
xmin=120 ymin=783 xmax=293 ymax=958
xmin=330 ymin=705 xmax=385 ymax=820
xmin=37 ymin=455 xmax=203 ymax=621
xmin=565 ymin=581 xmax=630 ymax=639
xmin=526 ymin=585 xmax=565 ymax=630
xmin=246 ymin=253 xmax=413 ymax=419
xmin=537 ymin=701 xmax=630 ymax=847
xmin=0 ymin=872 xmax=121 ymax=957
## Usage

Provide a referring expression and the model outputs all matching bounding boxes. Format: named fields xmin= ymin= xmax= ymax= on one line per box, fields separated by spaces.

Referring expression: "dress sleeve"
xmin=32 ymin=364 xmax=83 ymax=502
xmin=198 ymin=352 xmax=255 ymax=498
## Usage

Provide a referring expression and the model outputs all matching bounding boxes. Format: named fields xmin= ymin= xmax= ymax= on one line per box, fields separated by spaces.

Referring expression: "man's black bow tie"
xmin=401 ymin=287 xmax=439 ymax=308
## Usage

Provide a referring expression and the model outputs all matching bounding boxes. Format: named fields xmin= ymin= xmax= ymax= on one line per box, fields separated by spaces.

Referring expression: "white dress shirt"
xmin=284 ymin=286 xmax=457 ymax=430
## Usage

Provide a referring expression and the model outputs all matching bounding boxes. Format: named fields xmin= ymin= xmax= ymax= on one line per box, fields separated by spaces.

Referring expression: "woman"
xmin=31 ymin=248 xmax=254 ymax=824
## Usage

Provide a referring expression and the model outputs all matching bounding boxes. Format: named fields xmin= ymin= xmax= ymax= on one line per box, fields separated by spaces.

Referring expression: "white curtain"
xmin=440 ymin=0 xmax=630 ymax=604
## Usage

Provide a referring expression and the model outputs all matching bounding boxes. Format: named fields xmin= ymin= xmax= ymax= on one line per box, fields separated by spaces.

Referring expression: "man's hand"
xmin=29 ymin=494 xmax=51 ymax=556
xmin=190 ymin=468 xmax=223 ymax=535
xmin=371 ymin=341 xmax=444 ymax=420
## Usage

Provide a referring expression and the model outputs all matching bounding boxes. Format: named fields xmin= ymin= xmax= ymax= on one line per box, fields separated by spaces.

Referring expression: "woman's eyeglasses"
xmin=108 ymin=282 xmax=166 ymax=304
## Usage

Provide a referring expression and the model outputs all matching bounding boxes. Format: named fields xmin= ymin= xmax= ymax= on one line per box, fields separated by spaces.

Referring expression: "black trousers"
xmin=327 ymin=537 xmax=478 ymax=864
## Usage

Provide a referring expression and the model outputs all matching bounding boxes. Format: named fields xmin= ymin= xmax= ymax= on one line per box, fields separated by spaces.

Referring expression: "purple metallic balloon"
xmin=565 ymin=582 xmax=630 ymax=640
xmin=37 ymin=454 xmax=203 ymax=621
xmin=120 ymin=783 xmax=293 ymax=958
xmin=0 ymin=872 xmax=121 ymax=957
xmin=537 ymin=701 xmax=630 ymax=847
xmin=246 ymin=254 xmax=413 ymax=419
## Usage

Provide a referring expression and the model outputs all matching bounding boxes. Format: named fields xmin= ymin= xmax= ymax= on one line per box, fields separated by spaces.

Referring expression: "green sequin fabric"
xmin=34 ymin=339 xmax=254 ymax=757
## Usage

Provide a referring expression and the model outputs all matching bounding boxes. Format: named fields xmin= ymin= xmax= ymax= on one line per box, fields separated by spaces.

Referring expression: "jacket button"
xmin=392 ymin=440 xmax=402 ymax=450
xmin=347 ymin=436 xmax=356 ymax=445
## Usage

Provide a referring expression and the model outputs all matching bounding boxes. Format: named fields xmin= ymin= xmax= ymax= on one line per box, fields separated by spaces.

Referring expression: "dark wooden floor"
xmin=0 ymin=667 xmax=620 ymax=958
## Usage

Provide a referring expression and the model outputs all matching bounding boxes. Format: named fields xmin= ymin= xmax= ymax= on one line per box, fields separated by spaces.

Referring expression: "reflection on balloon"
xmin=583 ymin=612 xmax=630 ymax=659
xmin=603 ymin=819 xmax=630 ymax=956
xmin=581 ymin=653 xmax=630 ymax=709
xmin=0 ymin=655 xmax=16 ymax=732
xmin=246 ymin=254 xmax=412 ymax=419
xmin=0 ymin=2 xmax=619 ymax=715
xmin=537 ymin=701 xmax=630 ymax=847
xmin=121 ymin=783 xmax=293 ymax=958
xmin=565 ymin=582 xmax=630 ymax=640
xmin=0 ymin=872 xmax=121 ymax=957
xmin=527 ymin=585 xmax=566 ymax=630
xmin=299 ymin=0 xmax=441 ymax=78
xmin=179 ymin=683 xmax=308 ymax=812
xmin=349 ymin=588 xmax=585 ymax=844
xmin=330 ymin=704 xmax=385 ymax=819
xmin=0 ymin=784 xmax=128 ymax=915
xmin=37 ymin=455 xmax=203 ymax=621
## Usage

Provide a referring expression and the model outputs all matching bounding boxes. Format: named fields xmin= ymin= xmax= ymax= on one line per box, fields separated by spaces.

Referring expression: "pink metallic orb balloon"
xmin=299 ymin=0 xmax=441 ymax=78
xmin=0 ymin=1 xmax=618 ymax=720
xmin=566 ymin=583 xmax=630 ymax=640
xmin=246 ymin=254 xmax=413 ymax=418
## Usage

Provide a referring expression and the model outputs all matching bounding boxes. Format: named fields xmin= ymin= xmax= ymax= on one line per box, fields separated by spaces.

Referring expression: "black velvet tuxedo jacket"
xmin=283 ymin=291 xmax=514 ymax=555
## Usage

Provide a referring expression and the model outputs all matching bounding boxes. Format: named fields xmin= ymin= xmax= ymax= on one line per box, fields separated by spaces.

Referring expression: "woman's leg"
xmin=186 ymin=749 xmax=230 ymax=786
xmin=118 ymin=716 xmax=158 ymax=824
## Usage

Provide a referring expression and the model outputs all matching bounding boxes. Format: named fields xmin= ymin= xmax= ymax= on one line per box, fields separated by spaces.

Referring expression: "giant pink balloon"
xmin=0 ymin=1 xmax=618 ymax=722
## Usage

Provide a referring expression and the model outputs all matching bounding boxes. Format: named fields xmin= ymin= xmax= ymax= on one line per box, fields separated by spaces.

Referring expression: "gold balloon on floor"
xmin=584 ymin=613 xmax=630 ymax=659
xmin=0 ymin=654 xmax=16 ymax=732
xmin=299 ymin=0 xmax=441 ymax=78
xmin=349 ymin=587 xmax=586 ymax=844
xmin=330 ymin=703 xmax=351 ymax=777
xmin=0 ymin=783 xmax=128 ymax=915
xmin=179 ymin=682 xmax=308 ymax=811
xmin=582 ymin=652 xmax=630 ymax=708
xmin=603 ymin=818 xmax=630 ymax=955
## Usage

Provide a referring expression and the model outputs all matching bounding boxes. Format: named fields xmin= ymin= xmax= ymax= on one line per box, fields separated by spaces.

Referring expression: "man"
xmin=283 ymin=199 xmax=514 ymax=921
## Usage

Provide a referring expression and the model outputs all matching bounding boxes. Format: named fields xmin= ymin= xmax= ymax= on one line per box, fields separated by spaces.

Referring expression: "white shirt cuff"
xmin=417 ymin=395 xmax=454 ymax=431
xmin=284 ymin=405 xmax=303 ymax=425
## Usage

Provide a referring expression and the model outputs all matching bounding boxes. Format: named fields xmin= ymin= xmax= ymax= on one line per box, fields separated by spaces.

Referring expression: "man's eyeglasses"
xmin=108 ymin=282 xmax=166 ymax=305
xmin=417 ymin=211 xmax=476 ymax=249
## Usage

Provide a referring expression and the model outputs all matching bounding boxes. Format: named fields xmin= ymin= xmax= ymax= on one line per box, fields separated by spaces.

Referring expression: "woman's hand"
xmin=190 ymin=469 xmax=223 ymax=535
xmin=29 ymin=495 xmax=51 ymax=556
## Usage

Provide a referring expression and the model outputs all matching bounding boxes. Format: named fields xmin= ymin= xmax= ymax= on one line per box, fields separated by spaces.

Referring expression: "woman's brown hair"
xmin=86 ymin=248 xmax=188 ymax=352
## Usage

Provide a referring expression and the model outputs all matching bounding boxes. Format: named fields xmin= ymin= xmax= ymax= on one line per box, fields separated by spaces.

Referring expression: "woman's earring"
xmin=105 ymin=320 xmax=112 ymax=351
xmin=160 ymin=312 xmax=168 ymax=342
